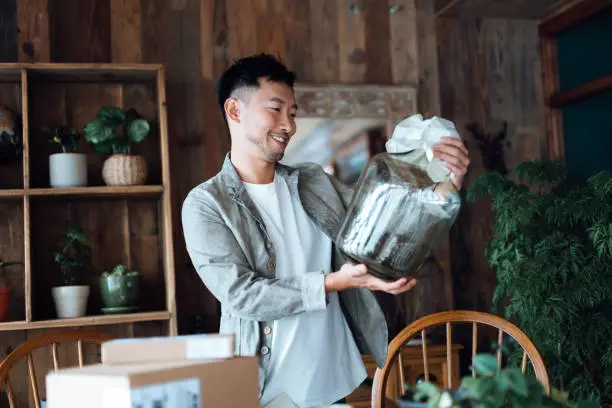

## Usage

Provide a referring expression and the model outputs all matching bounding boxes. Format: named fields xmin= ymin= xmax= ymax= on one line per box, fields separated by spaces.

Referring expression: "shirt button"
xmin=261 ymin=346 xmax=270 ymax=355
xmin=268 ymin=261 xmax=275 ymax=269
xmin=263 ymin=326 xmax=272 ymax=335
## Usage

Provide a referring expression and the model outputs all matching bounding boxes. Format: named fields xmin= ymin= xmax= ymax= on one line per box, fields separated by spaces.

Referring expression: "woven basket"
xmin=102 ymin=154 xmax=148 ymax=186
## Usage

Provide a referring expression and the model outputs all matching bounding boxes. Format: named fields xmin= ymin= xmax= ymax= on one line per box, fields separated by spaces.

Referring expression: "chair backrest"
xmin=0 ymin=329 xmax=114 ymax=408
xmin=371 ymin=310 xmax=550 ymax=408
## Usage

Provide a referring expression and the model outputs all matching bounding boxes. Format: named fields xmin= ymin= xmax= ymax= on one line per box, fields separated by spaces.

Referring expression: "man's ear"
xmin=224 ymin=97 xmax=241 ymax=124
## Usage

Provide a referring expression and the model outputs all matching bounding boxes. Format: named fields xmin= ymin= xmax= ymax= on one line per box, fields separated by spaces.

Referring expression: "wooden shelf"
xmin=0 ymin=63 xmax=177 ymax=338
xmin=0 ymin=189 xmax=25 ymax=198
xmin=28 ymin=185 xmax=164 ymax=198
xmin=539 ymin=0 xmax=612 ymax=37
xmin=548 ymin=74 xmax=612 ymax=108
xmin=0 ymin=311 xmax=171 ymax=331
xmin=0 ymin=62 xmax=162 ymax=83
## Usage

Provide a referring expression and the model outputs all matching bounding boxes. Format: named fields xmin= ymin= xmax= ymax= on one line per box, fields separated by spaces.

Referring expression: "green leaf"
xmin=84 ymin=118 xmax=116 ymax=144
xmin=505 ymin=369 xmax=528 ymax=397
xmin=98 ymin=107 xmax=125 ymax=124
xmin=127 ymin=118 xmax=150 ymax=143
xmin=472 ymin=354 xmax=498 ymax=376
xmin=91 ymin=140 xmax=115 ymax=154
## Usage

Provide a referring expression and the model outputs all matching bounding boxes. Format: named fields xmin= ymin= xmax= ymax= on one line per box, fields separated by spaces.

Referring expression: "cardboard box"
xmin=46 ymin=357 xmax=259 ymax=408
xmin=101 ymin=333 xmax=235 ymax=365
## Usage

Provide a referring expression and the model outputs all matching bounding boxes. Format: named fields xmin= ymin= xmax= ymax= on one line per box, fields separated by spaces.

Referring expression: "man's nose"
xmin=279 ymin=117 xmax=294 ymax=135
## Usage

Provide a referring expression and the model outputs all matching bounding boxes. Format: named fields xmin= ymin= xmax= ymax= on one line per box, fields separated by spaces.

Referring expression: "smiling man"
xmin=181 ymin=53 xmax=470 ymax=407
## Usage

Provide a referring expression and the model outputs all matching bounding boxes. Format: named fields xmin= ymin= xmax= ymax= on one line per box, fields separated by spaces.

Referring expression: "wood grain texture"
xmin=110 ymin=0 xmax=141 ymax=62
xmin=371 ymin=310 xmax=551 ymax=408
xmin=16 ymin=0 xmax=49 ymax=62
xmin=48 ymin=0 xmax=111 ymax=63
xmin=437 ymin=17 xmax=545 ymax=320
xmin=0 ymin=1 xmax=552 ymax=354
xmin=415 ymin=0 xmax=441 ymax=115
xmin=0 ymin=0 xmax=18 ymax=62
xmin=436 ymin=0 xmax=568 ymax=18
xmin=309 ymin=0 xmax=340 ymax=82
xmin=337 ymin=0 xmax=366 ymax=83
xmin=0 ymin=202 xmax=25 ymax=322
xmin=389 ymin=0 xmax=418 ymax=85
xmin=362 ymin=0 xmax=393 ymax=84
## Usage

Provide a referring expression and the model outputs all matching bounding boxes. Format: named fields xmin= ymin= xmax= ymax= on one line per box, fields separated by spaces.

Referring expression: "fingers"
xmin=439 ymin=137 xmax=469 ymax=156
xmin=433 ymin=140 xmax=470 ymax=184
xmin=370 ymin=277 xmax=417 ymax=295
xmin=387 ymin=278 xmax=417 ymax=295
xmin=375 ymin=277 xmax=408 ymax=292
xmin=344 ymin=263 xmax=368 ymax=277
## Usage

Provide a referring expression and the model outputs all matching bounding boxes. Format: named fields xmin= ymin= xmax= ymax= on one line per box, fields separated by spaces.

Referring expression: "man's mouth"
xmin=270 ymin=133 xmax=289 ymax=145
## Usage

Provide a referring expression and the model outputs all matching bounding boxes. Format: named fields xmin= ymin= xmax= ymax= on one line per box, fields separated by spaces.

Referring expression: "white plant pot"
xmin=49 ymin=153 xmax=87 ymax=188
xmin=52 ymin=285 xmax=90 ymax=318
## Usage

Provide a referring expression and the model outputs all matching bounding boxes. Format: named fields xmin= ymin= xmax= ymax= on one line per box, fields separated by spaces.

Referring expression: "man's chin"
xmin=267 ymin=152 xmax=284 ymax=163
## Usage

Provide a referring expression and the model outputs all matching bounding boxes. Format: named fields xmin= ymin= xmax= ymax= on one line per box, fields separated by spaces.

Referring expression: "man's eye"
xmin=269 ymin=107 xmax=280 ymax=112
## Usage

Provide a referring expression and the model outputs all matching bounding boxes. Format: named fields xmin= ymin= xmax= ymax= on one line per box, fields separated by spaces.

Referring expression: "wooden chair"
xmin=0 ymin=329 xmax=114 ymax=408
xmin=371 ymin=310 xmax=550 ymax=408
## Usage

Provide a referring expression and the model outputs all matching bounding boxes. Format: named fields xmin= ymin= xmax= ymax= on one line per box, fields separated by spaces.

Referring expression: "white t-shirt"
xmin=243 ymin=175 xmax=366 ymax=408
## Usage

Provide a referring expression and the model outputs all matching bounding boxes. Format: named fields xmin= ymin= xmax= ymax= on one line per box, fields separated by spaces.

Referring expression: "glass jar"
xmin=336 ymin=152 xmax=461 ymax=281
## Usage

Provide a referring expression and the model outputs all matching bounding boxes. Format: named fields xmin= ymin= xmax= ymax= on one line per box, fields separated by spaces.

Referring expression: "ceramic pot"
xmin=52 ymin=285 xmax=90 ymax=318
xmin=49 ymin=153 xmax=87 ymax=188
xmin=100 ymin=274 xmax=140 ymax=309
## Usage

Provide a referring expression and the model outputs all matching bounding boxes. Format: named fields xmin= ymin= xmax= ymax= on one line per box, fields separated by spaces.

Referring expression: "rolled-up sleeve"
xmin=181 ymin=191 xmax=328 ymax=322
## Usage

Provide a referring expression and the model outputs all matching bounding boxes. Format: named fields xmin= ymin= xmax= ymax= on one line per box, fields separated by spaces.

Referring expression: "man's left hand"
xmin=432 ymin=137 xmax=470 ymax=190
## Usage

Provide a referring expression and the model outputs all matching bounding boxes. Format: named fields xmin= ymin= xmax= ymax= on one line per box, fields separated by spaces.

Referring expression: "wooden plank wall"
xmin=0 ymin=0 xmax=437 ymax=340
xmin=436 ymin=17 xmax=546 ymax=318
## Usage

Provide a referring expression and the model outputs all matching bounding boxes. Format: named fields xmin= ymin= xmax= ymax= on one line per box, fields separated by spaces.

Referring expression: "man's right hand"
xmin=324 ymin=262 xmax=417 ymax=295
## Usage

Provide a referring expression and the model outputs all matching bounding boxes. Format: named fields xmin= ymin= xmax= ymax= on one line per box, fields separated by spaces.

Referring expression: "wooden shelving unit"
xmin=0 ymin=63 xmax=177 ymax=338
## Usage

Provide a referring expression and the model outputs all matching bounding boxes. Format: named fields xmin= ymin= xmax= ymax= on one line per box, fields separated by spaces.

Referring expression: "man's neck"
xmin=230 ymin=150 xmax=276 ymax=184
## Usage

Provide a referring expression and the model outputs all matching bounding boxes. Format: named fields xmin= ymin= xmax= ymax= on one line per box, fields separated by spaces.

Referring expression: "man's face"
xmin=231 ymin=79 xmax=297 ymax=163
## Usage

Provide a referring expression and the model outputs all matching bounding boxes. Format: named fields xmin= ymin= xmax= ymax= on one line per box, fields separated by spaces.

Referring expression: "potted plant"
xmin=0 ymin=245 xmax=22 ymax=322
xmin=52 ymin=224 xmax=94 ymax=318
xmin=402 ymin=354 xmax=596 ymax=408
xmin=100 ymin=264 xmax=140 ymax=314
xmin=84 ymin=107 xmax=151 ymax=186
xmin=43 ymin=125 xmax=87 ymax=188
xmin=467 ymin=160 xmax=612 ymax=405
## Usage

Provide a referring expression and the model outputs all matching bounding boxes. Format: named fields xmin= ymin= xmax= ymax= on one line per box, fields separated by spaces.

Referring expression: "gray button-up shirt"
xmin=181 ymin=155 xmax=388 ymax=394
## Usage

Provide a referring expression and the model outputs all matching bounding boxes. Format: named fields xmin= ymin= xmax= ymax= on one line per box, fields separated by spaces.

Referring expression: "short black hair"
xmin=216 ymin=53 xmax=296 ymax=122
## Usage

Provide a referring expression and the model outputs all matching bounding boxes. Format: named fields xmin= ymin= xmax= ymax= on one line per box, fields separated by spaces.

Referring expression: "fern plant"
xmin=467 ymin=160 xmax=612 ymax=406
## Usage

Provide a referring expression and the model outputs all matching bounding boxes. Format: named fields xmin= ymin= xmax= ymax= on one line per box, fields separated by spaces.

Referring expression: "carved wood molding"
xmin=293 ymin=84 xmax=418 ymax=124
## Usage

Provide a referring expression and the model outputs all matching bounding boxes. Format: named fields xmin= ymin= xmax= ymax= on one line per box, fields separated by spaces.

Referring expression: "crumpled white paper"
xmin=385 ymin=113 xmax=461 ymax=182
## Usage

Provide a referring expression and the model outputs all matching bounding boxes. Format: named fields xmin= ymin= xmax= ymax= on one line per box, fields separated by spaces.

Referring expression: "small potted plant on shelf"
xmin=52 ymin=224 xmax=94 ymax=319
xmin=100 ymin=264 xmax=140 ymax=314
xmin=0 ymin=245 xmax=22 ymax=322
xmin=401 ymin=354 xmax=596 ymax=408
xmin=43 ymin=124 xmax=87 ymax=188
xmin=84 ymin=107 xmax=151 ymax=186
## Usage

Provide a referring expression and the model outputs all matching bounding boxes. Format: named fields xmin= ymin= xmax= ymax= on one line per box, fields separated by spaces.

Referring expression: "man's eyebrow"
xmin=268 ymin=97 xmax=298 ymax=110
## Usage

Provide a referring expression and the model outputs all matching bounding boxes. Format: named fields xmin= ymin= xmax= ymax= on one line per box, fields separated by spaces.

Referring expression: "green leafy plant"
xmin=0 ymin=245 xmax=22 ymax=287
xmin=102 ymin=264 xmax=139 ymax=278
xmin=408 ymin=354 xmax=597 ymax=408
xmin=84 ymin=107 xmax=150 ymax=154
xmin=53 ymin=224 xmax=94 ymax=286
xmin=467 ymin=160 xmax=612 ymax=405
xmin=42 ymin=125 xmax=79 ymax=153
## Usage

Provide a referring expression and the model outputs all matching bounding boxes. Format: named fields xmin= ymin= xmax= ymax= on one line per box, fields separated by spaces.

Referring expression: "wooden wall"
xmin=436 ymin=17 xmax=546 ymax=315
xmin=0 ymin=0 xmax=548 ymax=336
xmin=0 ymin=0 xmax=442 ymax=336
